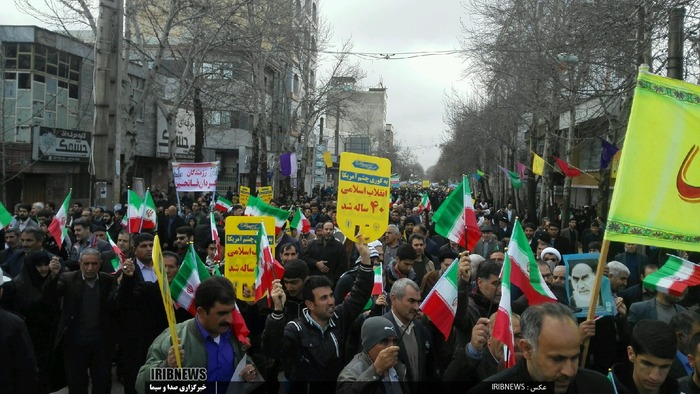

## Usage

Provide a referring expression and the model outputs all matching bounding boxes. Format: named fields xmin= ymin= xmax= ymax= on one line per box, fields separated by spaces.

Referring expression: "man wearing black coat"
xmin=0 ymin=268 xmax=39 ymax=394
xmin=469 ymin=302 xmax=614 ymax=394
xmin=45 ymin=248 xmax=118 ymax=394
xmin=115 ymin=233 xmax=168 ymax=394
xmin=303 ymin=221 xmax=348 ymax=285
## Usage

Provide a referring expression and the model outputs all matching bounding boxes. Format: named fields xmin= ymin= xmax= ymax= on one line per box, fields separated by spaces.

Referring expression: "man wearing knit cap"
xmin=337 ymin=316 xmax=407 ymax=393
xmin=262 ymin=259 xmax=309 ymax=353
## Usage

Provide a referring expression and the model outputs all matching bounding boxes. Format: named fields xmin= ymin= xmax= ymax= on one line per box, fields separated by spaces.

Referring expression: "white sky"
xmin=322 ymin=1 xmax=474 ymax=171
xmin=3 ymin=1 xmax=476 ymax=171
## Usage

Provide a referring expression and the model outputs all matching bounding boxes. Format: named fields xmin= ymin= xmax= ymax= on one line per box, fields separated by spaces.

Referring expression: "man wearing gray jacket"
xmin=337 ymin=316 xmax=408 ymax=394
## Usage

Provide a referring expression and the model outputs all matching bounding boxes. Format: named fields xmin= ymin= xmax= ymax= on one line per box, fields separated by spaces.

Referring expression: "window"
xmin=202 ymin=62 xmax=234 ymax=80
xmin=208 ymin=111 xmax=232 ymax=127
xmin=129 ymin=75 xmax=146 ymax=120
xmin=293 ymin=74 xmax=300 ymax=94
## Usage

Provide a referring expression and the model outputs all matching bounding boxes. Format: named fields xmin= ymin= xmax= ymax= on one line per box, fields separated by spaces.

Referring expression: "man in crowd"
xmin=0 ymin=268 xmax=39 ymax=393
xmin=303 ymin=221 xmax=348 ymax=284
xmin=540 ymin=247 xmax=562 ymax=271
xmin=474 ymin=225 xmax=499 ymax=259
xmin=12 ymin=203 xmax=38 ymax=232
xmin=408 ymin=234 xmax=435 ymax=286
xmin=582 ymin=221 xmax=603 ymax=253
xmin=0 ymin=229 xmax=24 ymax=278
xmin=282 ymin=235 xmax=373 ymax=390
xmin=607 ymin=261 xmax=630 ymax=296
xmin=136 ymin=277 xmax=258 ymax=394
xmin=471 ymin=302 xmax=614 ymax=394
xmin=610 ymin=319 xmax=679 ymax=393
xmin=669 ymin=311 xmax=700 ymax=381
xmin=46 ymin=248 xmax=118 ymax=394
xmin=679 ymin=332 xmax=700 ymax=393
xmin=547 ymin=223 xmax=571 ymax=255
xmin=116 ymin=233 xmax=169 ymax=394
xmin=559 ymin=218 xmax=580 ymax=254
xmin=66 ymin=218 xmax=111 ymax=270
xmin=628 ymin=286 xmax=687 ymax=330
xmin=383 ymin=224 xmax=404 ymax=266
xmin=552 ymin=265 xmax=567 ymax=286
xmin=444 ymin=312 xmax=522 ymax=383
xmin=337 ymin=316 xmax=407 ymax=393
xmin=158 ymin=205 xmax=185 ymax=250
xmin=412 ymin=224 xmax=440 ymax=258
xmin=614 ymin=243 xmax=650 ymax=288
xmin=102 ymin=209 xmax=122 ymax=241
xmin=384 ymin=278 xmax=438 ymax=388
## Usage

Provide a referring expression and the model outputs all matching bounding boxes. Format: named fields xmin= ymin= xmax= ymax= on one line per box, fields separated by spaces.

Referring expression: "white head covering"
xmin=540 ymin=247 xmax=562 ymax=263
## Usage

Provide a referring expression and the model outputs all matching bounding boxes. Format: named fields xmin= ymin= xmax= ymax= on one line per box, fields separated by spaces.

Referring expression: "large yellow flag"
xmin=607 ymin=68 xmax=700 ymax=251
xmin=532 ymin=153 xmax=545 ymax=176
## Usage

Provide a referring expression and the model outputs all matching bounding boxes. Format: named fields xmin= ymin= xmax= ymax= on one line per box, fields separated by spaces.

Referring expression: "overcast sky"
xmin=322 ymin=1 xmax=474 ymax=171
xmin=3 ymin=1 xmax=475 ymax=172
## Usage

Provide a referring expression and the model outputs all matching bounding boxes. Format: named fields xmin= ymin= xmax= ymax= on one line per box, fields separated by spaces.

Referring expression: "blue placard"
xmin=562 ymin=253 xmax=615 ymax=318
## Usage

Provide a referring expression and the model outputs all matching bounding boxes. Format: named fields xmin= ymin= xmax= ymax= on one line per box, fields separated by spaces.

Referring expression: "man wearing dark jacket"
xmin=469 ymin=302 xmax=614 ymax=394
xmin=282 ymin=236 xmax=373 ymax=391
xmin=0 ymin=268 xmax=39 ymax=394
xmin=115 ymin=233 xmax=168 ymax=394
xmin=610 ymin=319 xmax=680 ymax=394
xmin=303 ymin=221 xmax=348 ymax=284
xmin=45 ymin=248 xmax=118 ymax=394
xmin=383 ymin=278 xmax=438 ymax=389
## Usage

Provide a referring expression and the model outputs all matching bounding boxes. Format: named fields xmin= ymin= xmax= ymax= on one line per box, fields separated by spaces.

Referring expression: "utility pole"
xmin=93 ymin=0 xmax=123 ymax=206
xmin=668 ymin=7 xmax=685 ymax=80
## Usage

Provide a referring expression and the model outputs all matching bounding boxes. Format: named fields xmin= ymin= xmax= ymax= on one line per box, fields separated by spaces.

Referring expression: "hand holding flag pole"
xmin=580 ymin=238 xmax=610 ymax=366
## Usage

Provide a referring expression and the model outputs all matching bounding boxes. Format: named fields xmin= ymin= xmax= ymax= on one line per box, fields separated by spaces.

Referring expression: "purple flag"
xmin=600 ymin=138 xmax=620 ymax=169
xmin=280 ymin=152 xmax=291 ymax=176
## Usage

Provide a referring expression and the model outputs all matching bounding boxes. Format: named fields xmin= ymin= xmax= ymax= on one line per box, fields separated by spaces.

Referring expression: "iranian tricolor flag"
xmin=141 ymin=190 xmax=157 ymax=230
xmin=0 ymin=202 xmax=13 ymax=228
xmin=420 ymin=258 xmax=460 ymax=339
xmin=254 ymin=224 xmax=277 ymax=305
xmin=492 ymin=256 xmax=516 ymax=368
xmin=507 ymin=221 xmax=557 ymax=304
xmin=209 ymin=213 xmax=220 ymax=261
xmin=244 ymin=195 xmax=289 ymax=235
xmin=231 ymin=301 xmax=251 ymax=346
xmin=48 ymin=190 xmax=72 ymax=249
xmin=214 ymin=196 xmax=233 ymax=213
xmin=290 ymin=208 xmax=310 ymax=233
xmin=433 ymin=175 xmax=482 ymax=252
xmin=170 ymin=244 xmax=212 ymax=315
xmin=372 ymin=265 xmax=383 ymax=295
xmin=127 ymin=189 xmax=144 ymax=233
xmin=643 ymin=255 xmax=700 ymax=297
xmin=419 ymin=193 xmax=431 ymax=212
xmin=106 ymin=232 xmax=125 ymax=273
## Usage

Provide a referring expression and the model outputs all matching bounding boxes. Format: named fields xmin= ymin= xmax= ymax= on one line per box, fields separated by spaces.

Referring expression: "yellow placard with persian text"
xmin=422 ymin=180 xmax=430 ymax=188
xmin=257 ymin=186 xmax=273 ymax=204
xmin=224 ymin=216 xmax=275 ymax=301
xmin=336 ymin=152 xmax=391 ymax=242
xmin=239 ymin=186 xmax=250 ymax=206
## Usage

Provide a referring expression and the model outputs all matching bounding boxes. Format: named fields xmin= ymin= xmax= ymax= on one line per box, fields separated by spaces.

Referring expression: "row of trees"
xmin=433 ymin=0 xmax=700 ymax=224
xmin=14 ymin=0 xmax=371 ymax=198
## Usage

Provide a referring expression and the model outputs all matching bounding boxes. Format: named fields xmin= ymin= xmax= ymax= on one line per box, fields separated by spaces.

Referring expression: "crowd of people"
xmin=0 ymin=187 xmax=699 ymax=394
